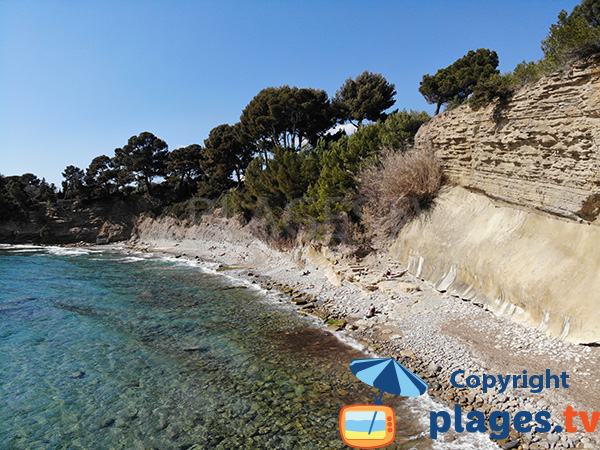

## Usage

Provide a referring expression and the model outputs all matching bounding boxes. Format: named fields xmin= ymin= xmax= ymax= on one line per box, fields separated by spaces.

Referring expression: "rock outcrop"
xmin=415 ymin=55 xmax=600 ymax=221
xmin=391 ymin=186 xmax=600 ymax=344
xmin=0 ymin=198 xmax=150 ymax=244
xmin=395 ymin=56 xmax=600 ymax=344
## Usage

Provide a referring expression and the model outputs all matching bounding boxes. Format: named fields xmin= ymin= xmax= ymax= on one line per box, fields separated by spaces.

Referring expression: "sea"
xmin=0 ymin=245 xmax=498 ymax=449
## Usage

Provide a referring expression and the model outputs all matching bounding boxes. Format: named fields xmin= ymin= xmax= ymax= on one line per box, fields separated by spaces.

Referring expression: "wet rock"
xmin=155 ymin=419 xmax=169 ymax=431
xmin=310 ymin=309 xmax=329 ymax=321
xmin=326 ymin=319 xmax=346 ymax=331
xmin=99 ymin=418 xmax=115 ymax=428
xmin=300 ymin=302 xmax=316 ymax=310
xmin=292 ymin=296 xmax=308 ymax=305
xmin=70 ymin=371 xmax=86 ymax=379
xmin=122 ymin=409 xmax=139 ymax=421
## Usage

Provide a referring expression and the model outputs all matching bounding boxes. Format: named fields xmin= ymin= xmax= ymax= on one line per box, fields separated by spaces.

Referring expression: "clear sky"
xmin=0 ymin=0 xmax=581 ymax=187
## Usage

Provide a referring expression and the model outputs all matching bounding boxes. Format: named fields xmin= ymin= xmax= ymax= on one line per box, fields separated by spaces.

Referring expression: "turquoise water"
xmin=0 ymin=246 xmax=495 ymax=449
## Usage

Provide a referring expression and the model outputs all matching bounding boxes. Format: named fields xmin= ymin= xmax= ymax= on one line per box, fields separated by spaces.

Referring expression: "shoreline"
xmin=5 ymin=224 xmax=598 ymax=449
xmin=125 ymin=216 xmax=600 ymax=450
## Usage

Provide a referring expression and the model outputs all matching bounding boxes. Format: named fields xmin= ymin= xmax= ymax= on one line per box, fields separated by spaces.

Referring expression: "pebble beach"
xmin=129 ymin=215 xmax=600 ymax=449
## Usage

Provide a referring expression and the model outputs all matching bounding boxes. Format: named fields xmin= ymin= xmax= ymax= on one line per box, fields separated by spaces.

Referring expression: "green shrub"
xmin=469 ymin=73 xmax=514 ymax=111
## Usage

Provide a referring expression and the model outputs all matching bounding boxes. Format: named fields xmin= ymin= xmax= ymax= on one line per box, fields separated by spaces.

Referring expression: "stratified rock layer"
xmin=415 ymin=56 xmax=600 ymax=220
xmin=396 ymin=57 xmax=600 ymax=344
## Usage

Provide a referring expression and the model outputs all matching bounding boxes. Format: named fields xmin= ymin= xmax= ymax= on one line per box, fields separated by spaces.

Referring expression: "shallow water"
xmin=0 ymin=246 xmax=497 ymax=449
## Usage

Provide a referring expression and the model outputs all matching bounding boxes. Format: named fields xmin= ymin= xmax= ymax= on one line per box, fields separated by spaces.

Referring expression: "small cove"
xmin=0 ymin=246 xmax=496 ymax=449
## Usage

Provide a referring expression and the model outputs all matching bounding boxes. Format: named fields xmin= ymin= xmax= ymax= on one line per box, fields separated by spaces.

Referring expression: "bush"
xmin=359 ymin=148 xmax=442 ymax=238
xmin=541 ymin=10 xmax=600 ymax=70
xmin=510 ymin=60 xmax=546 ymax=85
xmin=469 ymin=73 xmax=514 ymax=110
xmin=507 ymin=6 xmax=600 ymax=88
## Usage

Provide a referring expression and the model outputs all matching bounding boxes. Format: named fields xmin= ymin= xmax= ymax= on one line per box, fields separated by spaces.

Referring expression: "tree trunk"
xmin=435 ymin=103 xmax=441 ymax=115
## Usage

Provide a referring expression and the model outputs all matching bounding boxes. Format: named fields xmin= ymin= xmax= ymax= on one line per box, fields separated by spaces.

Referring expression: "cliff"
xmin=0 ymin=198 xmax=152 ymax=245
xmin=394 ymin=57 xmax=600 ymax=344
xmin=416 ymin=55 xmax=600 ymax=221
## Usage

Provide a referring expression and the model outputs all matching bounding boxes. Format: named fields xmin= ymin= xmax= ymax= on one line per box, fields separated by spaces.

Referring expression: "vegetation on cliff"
xmin=513 ymin=0 xmax=600 ymax=84
xmin=419 ymin=49 xmax=500 ymax=115
xmin=417 ymin=0 xmax=600 ymax=114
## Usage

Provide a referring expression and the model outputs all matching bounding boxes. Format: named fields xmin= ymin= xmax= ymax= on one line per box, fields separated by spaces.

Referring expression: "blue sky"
xmin=0 ymin=0 xmax=581 ymax=187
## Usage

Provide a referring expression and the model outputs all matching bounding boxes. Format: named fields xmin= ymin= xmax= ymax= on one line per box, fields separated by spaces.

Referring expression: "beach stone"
xmin=429 ymin=381 xmax=442 ymax=391
xmin=428 ymin=363 xmax=442 ymax=373
xmin=326 ymin=319 xmax=346 ymax=331
xmin=400 ymin=349 xmax=415 ymax=358
xmin=546 ymin=434 xmax=559 ymax=444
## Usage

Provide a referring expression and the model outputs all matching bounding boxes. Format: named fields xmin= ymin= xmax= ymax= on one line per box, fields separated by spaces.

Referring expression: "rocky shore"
xmin=129 ymin=215 xmax=600 ymax=450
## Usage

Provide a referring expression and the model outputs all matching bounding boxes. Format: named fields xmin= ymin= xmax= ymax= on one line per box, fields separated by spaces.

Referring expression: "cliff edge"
xmin=415 ymin=55 xmax=600 ymax=220
xmin=395 ymin=57 xmax=600 ymax=344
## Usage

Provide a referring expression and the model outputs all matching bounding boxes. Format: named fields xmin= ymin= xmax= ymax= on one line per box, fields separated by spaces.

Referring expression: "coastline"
xmin=126 ymin=215 xmax=600 ymax=450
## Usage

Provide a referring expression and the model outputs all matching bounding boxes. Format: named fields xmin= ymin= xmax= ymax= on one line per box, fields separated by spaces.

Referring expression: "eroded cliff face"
xmin=0 ymin=198 xmax=150 ymax=245
xmin=394 ymin=57 xmax=600 ymax=344
xmin=415 ymin=56 xmax=600 ymax=220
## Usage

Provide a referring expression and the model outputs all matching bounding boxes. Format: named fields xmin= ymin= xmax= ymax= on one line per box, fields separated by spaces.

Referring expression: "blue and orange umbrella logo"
xmin=339 ymin=357 xmax=428 ymax=449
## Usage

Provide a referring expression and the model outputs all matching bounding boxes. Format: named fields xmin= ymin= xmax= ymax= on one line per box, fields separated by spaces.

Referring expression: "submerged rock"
xmin=326 ymin=319 xmax=346 ymax=331
xmin=99 ymin=418 xmax=115 ymax=429
xmin=182 ymin=347 xmax=209 ymax=352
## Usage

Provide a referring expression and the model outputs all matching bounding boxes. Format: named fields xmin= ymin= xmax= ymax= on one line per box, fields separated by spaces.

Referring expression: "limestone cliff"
xmin=394 ymin=56 xmax=600 ymax=344
xmin=0 ymin=198 xmax=151 ymax=245
xmin=415 ymin=56 xmax=600 ymax=221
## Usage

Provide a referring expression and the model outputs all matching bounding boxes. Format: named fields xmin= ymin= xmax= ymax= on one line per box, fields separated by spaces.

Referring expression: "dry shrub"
xmin=359 ymin=147 xmax=442 ymax=238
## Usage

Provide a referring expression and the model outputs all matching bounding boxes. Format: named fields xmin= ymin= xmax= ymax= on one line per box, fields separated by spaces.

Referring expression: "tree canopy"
xmin=541 ymin=6 xmax=600 ymax=68
xmin=113 ymin=132 xmax=168 ymax=195
xmin=419 ymin=48 xmax=500 ymax=115
xmin=85 ymin=155 xmax=116 ymax=198
xmin=61 ymin=165 xmax=85 ymax=199
xmin=167 ymin=144 xmax=204 ymax=195
xmin=572 ymin=0 xmax=600 ymax=28
xmin=509 ymin=1 xmax=600 ymax=86
xmin=202 ymin=123 xmax=254 ymax=188
xmin=334 ymin=71 xmax=396 ymax=128
xmin=240 ymin=85 xmax=335 ymax=156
